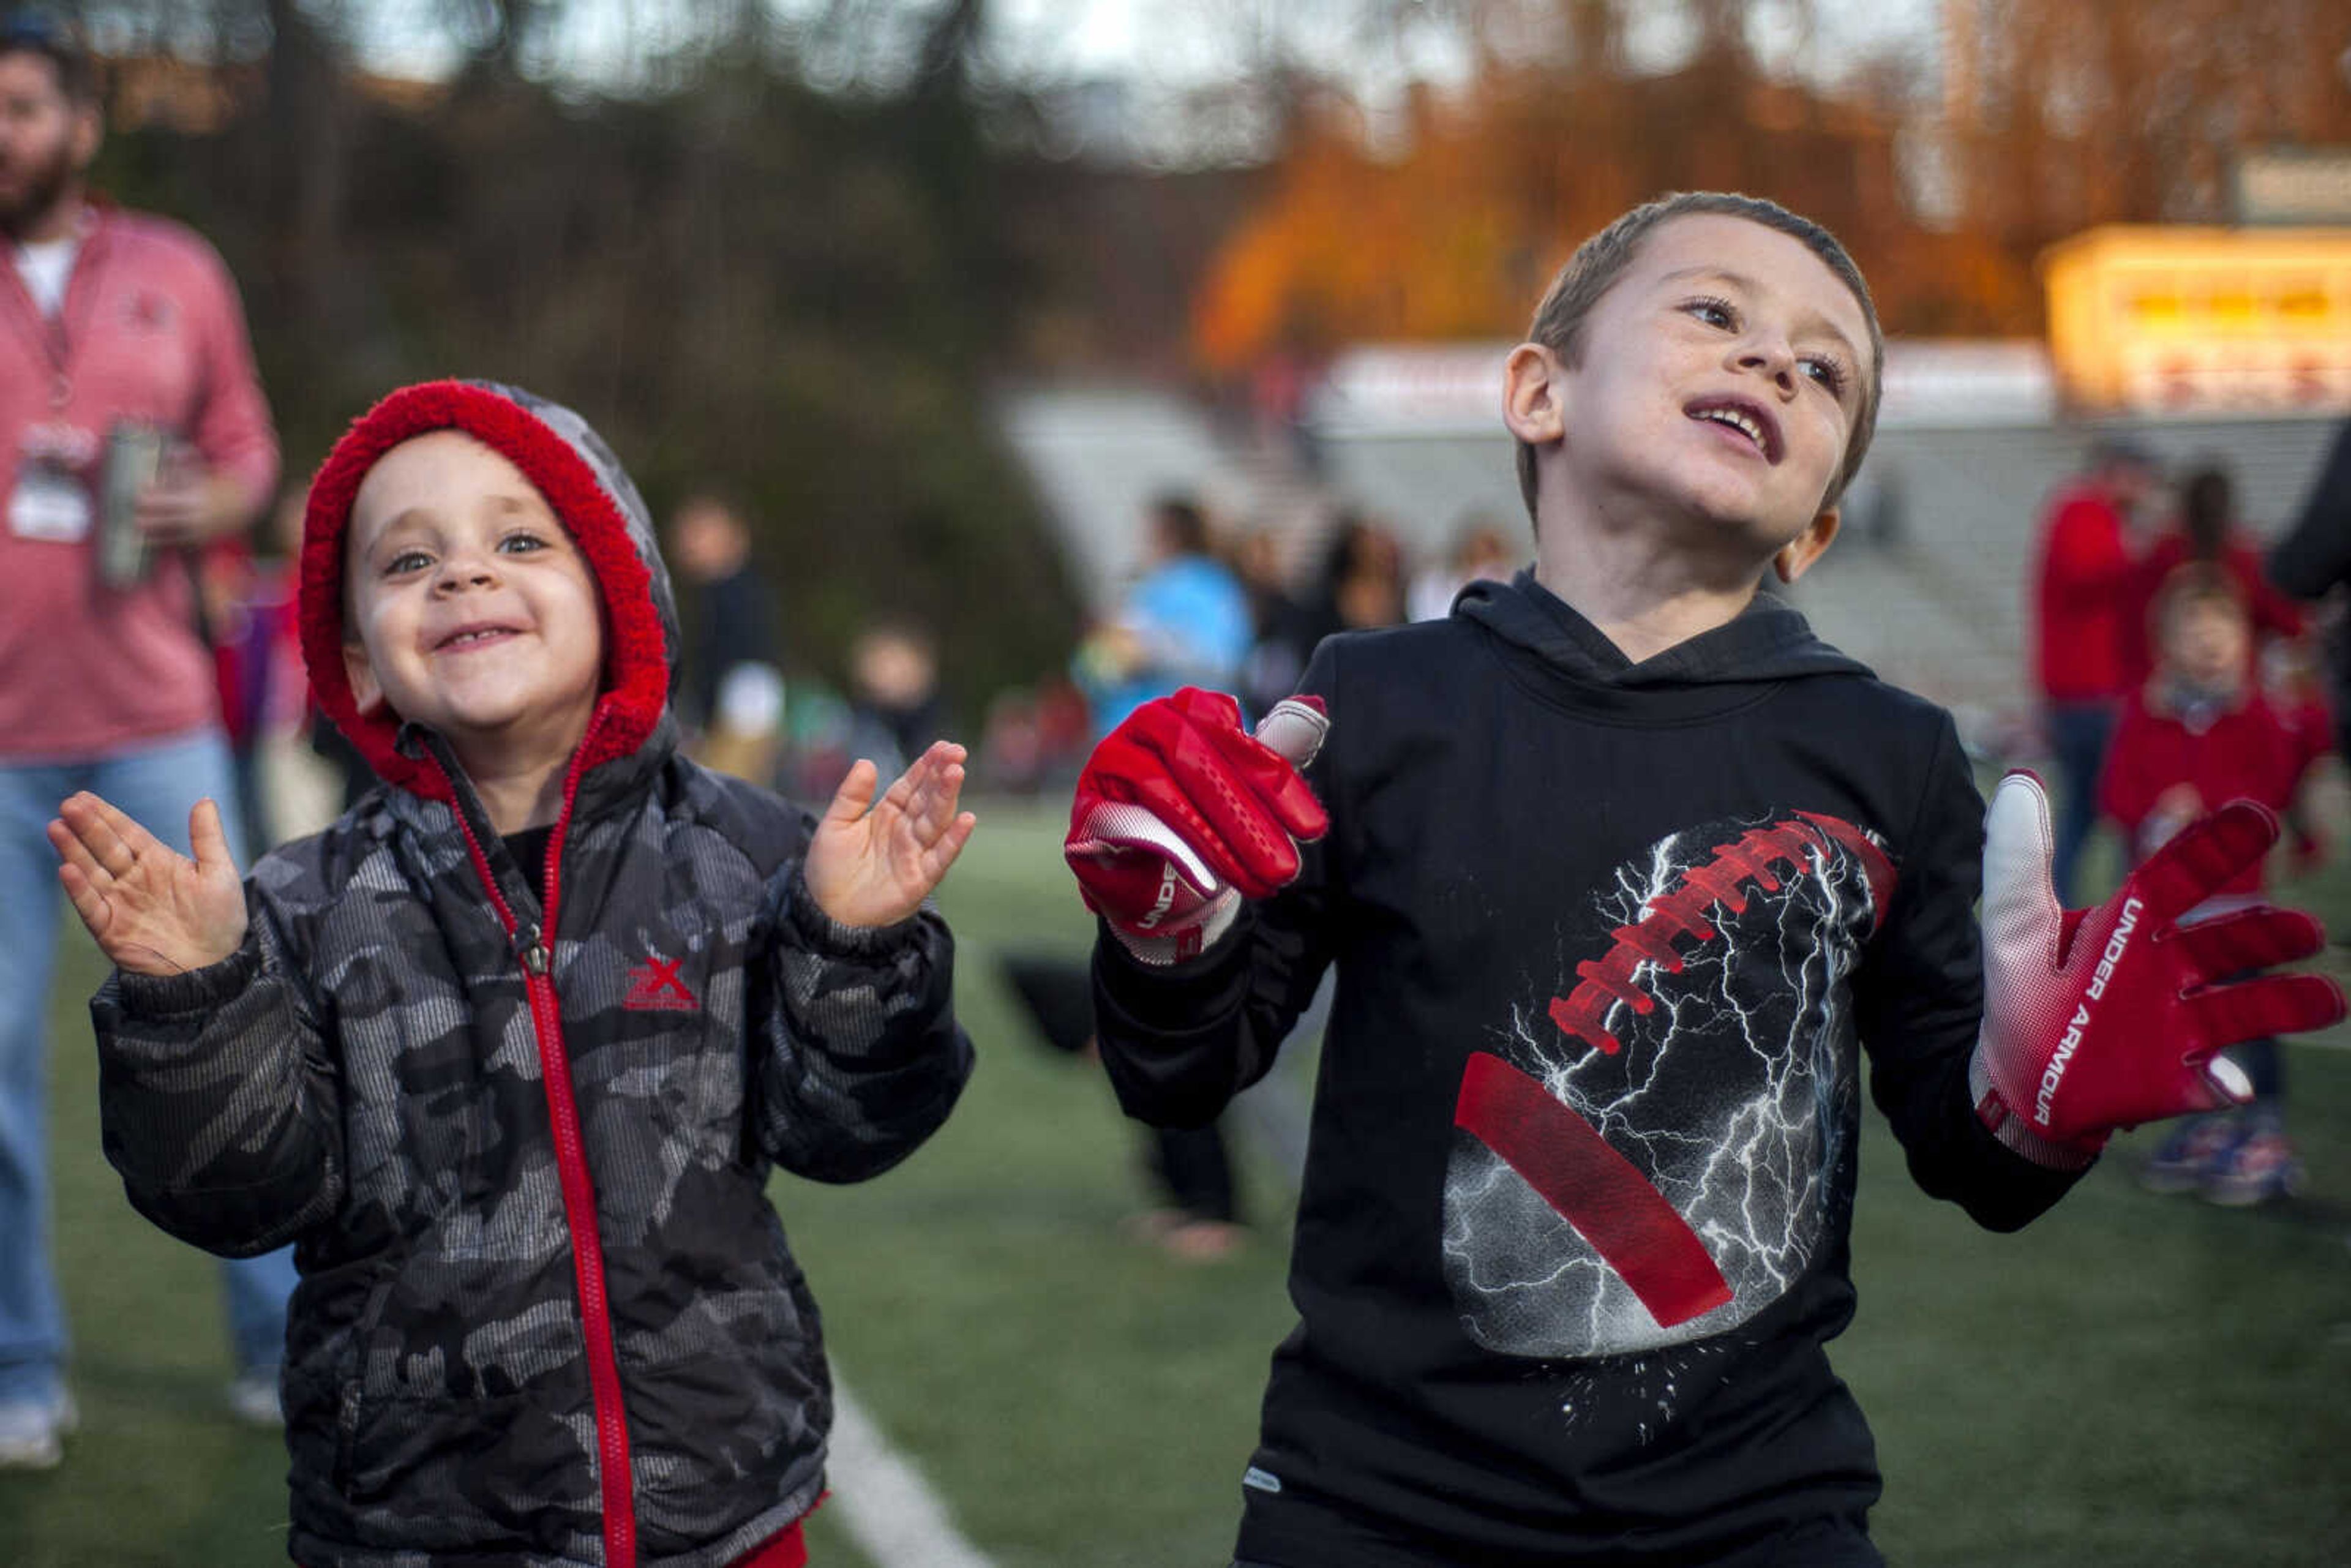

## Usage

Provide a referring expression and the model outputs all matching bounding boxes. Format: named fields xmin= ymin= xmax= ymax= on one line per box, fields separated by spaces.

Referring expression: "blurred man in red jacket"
xmin=2031 ymin=438 xmax=2159 ymax=903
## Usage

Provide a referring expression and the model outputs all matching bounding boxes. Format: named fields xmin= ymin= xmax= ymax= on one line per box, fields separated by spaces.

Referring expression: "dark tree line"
xmin=75 ymin=0 xmax=1096 ymax=719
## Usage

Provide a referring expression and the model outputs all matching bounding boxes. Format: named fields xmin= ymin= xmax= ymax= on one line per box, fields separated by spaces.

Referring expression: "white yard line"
xmin=826 ymin=1379 xmax=997 ymax=1568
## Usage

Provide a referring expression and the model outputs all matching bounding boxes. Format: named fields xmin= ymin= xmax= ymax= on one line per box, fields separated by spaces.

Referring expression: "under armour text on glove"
xmin=1970 ymin=771 xmax=2344 ymax=1168
xmin=1065 ymin=688 xmax=1329 ymax=965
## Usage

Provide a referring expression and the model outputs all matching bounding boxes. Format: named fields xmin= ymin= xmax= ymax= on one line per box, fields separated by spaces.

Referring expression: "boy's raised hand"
xmin=1065 ymin=687 xmax=1329 ymax=966
xmin=806 ymin=740 xmax=978 ymax=929
xmin=1970 ymin=771 xmax=2345 ymax=1168
xmin=48 ymin=793 xmax=247 ymax=977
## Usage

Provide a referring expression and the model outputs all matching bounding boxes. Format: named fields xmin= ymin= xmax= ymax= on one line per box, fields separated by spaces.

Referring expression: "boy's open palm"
xmin=805 ymin=741 xmax=977 ymax=929
xmin=1970 ymin=771 xmax=2344 ymax=1168
xmin=48 ymin=792 xmax=247 ymax=976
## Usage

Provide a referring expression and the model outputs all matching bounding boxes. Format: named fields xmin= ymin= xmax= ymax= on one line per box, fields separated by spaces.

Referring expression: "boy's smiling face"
xmin=343 ymin=430 xmax=606 ymax=767
xmin=1509 ymin=212 xmax=1872 ymax=583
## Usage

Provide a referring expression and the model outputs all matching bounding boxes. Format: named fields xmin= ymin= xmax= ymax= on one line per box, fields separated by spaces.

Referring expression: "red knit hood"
xmin=299 ymin=380 xmax=677 ymax=801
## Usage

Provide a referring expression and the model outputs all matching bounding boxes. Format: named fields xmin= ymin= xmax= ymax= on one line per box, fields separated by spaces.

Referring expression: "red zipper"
xmin=438 ymin=717 xmax=638 ymax=1568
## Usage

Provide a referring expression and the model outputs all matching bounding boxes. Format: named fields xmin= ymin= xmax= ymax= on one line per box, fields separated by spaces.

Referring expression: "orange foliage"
xmin=1193 ymin=2 xmax=2351 ymax=370
xmin=1190 ymin=57 xmax=2001 ymax=371
xmin=1193 ymin=101 xmax=1535 ymax=370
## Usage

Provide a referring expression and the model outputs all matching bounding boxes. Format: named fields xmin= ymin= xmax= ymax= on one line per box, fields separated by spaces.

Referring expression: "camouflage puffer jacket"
xmin=90 ymin=381 xmax=973 ymax=1568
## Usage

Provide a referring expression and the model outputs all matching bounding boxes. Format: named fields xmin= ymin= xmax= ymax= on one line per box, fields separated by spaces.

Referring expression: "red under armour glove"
xmin=1065 ymin=687 xmax=1330 ymax=965
xmin=1970 ymin=771 xmax=2345 ymax=1169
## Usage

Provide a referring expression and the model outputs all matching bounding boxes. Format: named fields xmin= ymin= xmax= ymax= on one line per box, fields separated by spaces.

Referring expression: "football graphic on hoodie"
xmin=1442 ymin=811 xmax=1895 ymax=1360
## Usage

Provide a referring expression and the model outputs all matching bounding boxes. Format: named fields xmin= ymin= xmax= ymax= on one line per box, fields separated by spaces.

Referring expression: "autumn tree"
xmin=1190 ymin=0 xmax=2351 ymax=366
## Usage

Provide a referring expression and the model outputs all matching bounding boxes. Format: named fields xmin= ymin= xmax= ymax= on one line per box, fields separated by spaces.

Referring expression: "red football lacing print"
xmin=1548 ymin=812 xmax=1895 ymax=1056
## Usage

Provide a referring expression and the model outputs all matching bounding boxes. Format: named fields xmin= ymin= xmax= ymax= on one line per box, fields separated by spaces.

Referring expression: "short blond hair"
xmin=1514 ymin=192 xmax=1884 ymax=527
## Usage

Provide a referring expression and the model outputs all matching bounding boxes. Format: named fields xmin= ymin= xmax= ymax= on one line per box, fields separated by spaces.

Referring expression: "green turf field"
xmin=9 ymin=795 xmax=2350 ymax=1567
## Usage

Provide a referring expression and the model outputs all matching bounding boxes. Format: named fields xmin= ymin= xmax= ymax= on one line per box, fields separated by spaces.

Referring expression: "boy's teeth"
xmin=1700 ymin=407 xmax=1761 ymax=445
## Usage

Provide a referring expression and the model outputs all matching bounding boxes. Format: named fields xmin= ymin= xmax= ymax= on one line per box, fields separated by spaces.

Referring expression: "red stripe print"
xmin=1453 ymin=1051 xmax=1733 ymax=1329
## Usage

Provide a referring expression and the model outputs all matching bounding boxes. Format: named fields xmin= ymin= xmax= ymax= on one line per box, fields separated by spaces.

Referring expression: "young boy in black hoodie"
xmin=1062 ymin=193 xmax=2344 ymax=1567
xmin=49 ymin=380 xmax=975 ymax=1568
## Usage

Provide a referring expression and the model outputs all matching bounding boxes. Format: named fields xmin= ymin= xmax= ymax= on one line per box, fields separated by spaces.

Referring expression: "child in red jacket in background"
xmin=2101 ymin=563 xmax=2328 ymax=1204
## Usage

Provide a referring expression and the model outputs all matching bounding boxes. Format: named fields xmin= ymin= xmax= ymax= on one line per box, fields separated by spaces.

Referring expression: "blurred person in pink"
xmin=2099 ymin=565 xmax=2325 ymax=1204
xmin=2030 ymin=438 xmax=2160 ymax=902
xmin=0 ymin=12 xmax=290 ymax=1466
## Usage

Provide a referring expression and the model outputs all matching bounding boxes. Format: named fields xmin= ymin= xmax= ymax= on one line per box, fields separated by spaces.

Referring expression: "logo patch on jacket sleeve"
xmin=623 ymin=955 xmax=700 ymax=1011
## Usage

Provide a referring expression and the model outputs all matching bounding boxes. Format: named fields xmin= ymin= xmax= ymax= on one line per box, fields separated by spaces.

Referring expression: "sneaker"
xmin=0 ymin=1390 xmax=76 ymax=1471
xmin=226 ymin=1368 xmax=284 ymax=1429
xmin=2203 ymin=1123 xmax=2304 ymax=1207
xmin=2140 ymin=1113 xmax=2242 ymax=1195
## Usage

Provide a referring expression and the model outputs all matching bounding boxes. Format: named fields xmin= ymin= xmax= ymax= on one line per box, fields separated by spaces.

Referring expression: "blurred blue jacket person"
xmin=1077 ymin=494 xmax=1254 ymax=737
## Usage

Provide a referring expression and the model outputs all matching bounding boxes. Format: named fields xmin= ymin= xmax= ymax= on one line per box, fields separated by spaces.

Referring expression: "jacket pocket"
xmin=330 ymin=1275 xmax=396 ymax=1497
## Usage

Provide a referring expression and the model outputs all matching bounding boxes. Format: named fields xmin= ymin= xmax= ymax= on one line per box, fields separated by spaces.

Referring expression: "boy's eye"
xmin=384 ymin=550 xmax=432 ymax=576
xmin=498 ymin=532 xmax=549 ymax=555
xmin=1683 ymin=296 xmax=1737 ymax=330
xmin=1801 ymin=355 xmax=1849 ymax=397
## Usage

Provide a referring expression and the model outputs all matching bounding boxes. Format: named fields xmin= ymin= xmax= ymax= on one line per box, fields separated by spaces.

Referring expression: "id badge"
xmin=7 ymin=455 xmax=94 ymax=544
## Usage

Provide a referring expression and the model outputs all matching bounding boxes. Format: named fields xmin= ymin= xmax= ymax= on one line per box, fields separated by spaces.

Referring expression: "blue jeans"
xmin=0 ymin=728 xmax=298 ymax=1405
xmin=2044 ymin=699 xmax=2118 ymax=908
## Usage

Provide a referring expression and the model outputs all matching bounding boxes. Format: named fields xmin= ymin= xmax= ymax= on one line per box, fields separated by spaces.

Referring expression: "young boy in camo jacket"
xmin=50 ymin=379 xmax=977 ymax=1568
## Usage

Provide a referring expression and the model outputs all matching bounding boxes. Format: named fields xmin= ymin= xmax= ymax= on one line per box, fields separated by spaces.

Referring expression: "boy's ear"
xmin=1502 ymin=343 xmax=1567 ymax=449
xmin=343 ymin=642 xmax=387 ymax=717
xmin=1772 ymin=507 xmax=1840 ymax=585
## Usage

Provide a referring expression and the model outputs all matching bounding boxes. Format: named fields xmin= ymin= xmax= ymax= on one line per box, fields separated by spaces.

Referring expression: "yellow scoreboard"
xmin=2041 ymin=225 xmax=2351 ymax=416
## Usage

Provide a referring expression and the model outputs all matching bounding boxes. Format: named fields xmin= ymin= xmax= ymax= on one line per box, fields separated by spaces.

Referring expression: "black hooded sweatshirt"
xmin=1092 ymin=571 xmax=2080 ymax=1567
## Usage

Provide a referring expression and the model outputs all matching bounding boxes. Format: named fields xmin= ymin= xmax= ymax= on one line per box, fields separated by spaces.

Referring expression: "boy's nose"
xmin=433 ymin=554 xmax=499 ymax=591
xmin=1736 ymin=339 xmax=1798 ymax=388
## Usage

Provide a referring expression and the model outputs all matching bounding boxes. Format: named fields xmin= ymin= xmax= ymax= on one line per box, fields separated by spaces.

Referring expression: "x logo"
xmin=624 ymin=955 xmax=699 ymax=1011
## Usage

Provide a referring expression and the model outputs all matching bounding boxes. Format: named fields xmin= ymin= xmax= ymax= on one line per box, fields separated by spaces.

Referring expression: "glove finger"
xmin=1205 ymin=716 xmax=1330 ymax=844
xmin=1167 ymin=685 xmax=1247 ymax=732
xmin=2181 ymin=971 xmax=2347 ymax=1048
xmin=2165 ymin=906 xmax=2325 ymax=978
xmin=1149 ymin=756 xmax=1300 ymax=897
xmin=1248 ymin=697 xmax=1332 ymax=841
xmin=1980 ymin=771 xmax=2062 ymax=966
xmin=2128 ymin=799 xmax=2280 ymax=924
xmin=1254 ymin=695 xmax=1329 ymax=768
